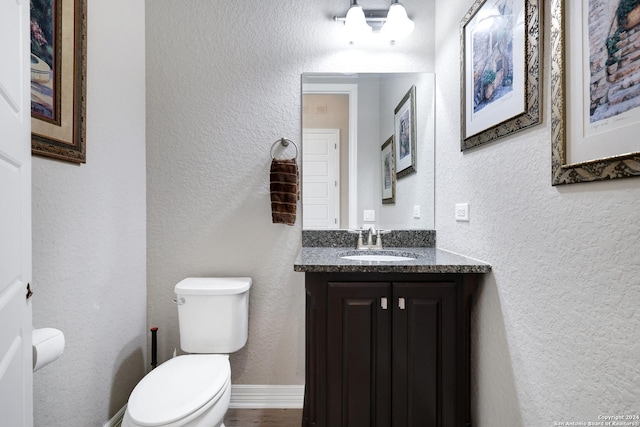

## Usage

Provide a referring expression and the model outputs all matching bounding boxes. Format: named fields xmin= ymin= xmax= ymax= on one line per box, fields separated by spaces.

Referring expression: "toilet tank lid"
xmin=175 ymin=277 xmax=252 ymax=295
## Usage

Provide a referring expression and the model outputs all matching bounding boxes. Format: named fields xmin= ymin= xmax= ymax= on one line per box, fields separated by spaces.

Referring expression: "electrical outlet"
xmin=455 ymin=203 xmax=469 ymax=222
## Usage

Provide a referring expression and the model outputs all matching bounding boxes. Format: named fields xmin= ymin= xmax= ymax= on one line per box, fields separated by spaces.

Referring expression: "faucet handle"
xmin=348 ymin=229 xmax=365 ymax=249
xmin=374 ymin=229 xmax=391 ymax=248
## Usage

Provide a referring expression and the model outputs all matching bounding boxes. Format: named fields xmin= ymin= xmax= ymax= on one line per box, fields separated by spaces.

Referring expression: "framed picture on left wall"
xmin=30 ymin=0 xmax=87 ymax=163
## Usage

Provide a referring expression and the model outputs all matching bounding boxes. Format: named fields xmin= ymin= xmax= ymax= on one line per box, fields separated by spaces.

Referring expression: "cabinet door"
xmin=327 ymin=282 xmax=392 ymax=427
xmin=392 ymin=282 xmax=458 ymax=427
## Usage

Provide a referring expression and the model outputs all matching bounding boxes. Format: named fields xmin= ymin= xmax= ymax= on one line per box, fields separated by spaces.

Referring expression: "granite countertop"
xmin=294 ymin=246 xmax=492 ymax=274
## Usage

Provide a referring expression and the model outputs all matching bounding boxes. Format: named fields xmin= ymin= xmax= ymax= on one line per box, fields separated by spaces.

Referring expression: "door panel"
xmin=302 ymin=129 xmax=340 ymax=229
xmin=327 ymin=282 xmax=391 ymax=427
xmin=0 ymin=162 xmax=21 ymax=283
xmin=392 ymin=283 xmax=457 ymax=427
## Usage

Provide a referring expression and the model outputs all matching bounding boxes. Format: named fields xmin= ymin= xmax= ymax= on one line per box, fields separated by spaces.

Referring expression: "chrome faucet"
xmin=366 ymin=226 xmax=377 ymax=247
xmin=352 ymin=226 xmax=390 ymax=250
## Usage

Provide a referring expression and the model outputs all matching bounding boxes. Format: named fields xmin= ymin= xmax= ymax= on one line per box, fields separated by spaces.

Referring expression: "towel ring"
xmin=270 ymin=137 xmax=299 ymax=159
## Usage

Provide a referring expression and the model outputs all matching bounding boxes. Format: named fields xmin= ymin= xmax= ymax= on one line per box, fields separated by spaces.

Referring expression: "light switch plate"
xmin=413 ymin=205 xmax=421 ymax=218
xmin=363 ymin=210 xmax=375 ymax=222
xmin=455 ymin=203 xmax=469 ymax=222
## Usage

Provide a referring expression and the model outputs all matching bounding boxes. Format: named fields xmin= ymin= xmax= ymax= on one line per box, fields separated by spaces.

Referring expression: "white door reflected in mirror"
xmin=302 ymin=129 xmax=341 ymax=229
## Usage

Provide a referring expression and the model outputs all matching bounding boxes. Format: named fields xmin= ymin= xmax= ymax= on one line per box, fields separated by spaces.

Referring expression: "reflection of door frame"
xmin=302 ymin=83 xmax=358 ymax=229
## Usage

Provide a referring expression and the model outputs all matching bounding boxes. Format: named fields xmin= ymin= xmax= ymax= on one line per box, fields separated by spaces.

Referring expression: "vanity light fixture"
xmin=335 ymin=0 xmax=415 ymax=43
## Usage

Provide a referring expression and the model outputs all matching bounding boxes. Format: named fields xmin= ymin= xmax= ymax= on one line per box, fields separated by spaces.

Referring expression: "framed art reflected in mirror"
xmin=394 ymin=86 xmax=416 ymax=178
xmin=381 ymin=135 xmax=396 ymax=204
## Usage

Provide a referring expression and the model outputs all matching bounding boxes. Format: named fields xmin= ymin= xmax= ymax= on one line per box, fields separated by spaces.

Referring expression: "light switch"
xmin=413 ymin=205 xmax=421 ymax=218
xmin=363 ymin=210 xmax=375 ymax=222
xmin=455 ymin=203 xmax=469 ymax=222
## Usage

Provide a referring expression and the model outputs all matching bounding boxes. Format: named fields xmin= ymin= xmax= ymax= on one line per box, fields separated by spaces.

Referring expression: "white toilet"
xmin=122 ymin=277 xmax=252 ymax=427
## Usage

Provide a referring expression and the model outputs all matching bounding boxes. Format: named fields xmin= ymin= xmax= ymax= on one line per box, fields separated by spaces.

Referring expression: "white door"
xmin=0 ymin=0 xmax=33 ymax=425
xmin=302 ymin=129 xmax=340 ymax=229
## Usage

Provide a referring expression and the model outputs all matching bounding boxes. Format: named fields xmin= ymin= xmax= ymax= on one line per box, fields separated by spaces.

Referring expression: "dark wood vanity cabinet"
xmin=303 ymin=272 xmax=479 ymax=427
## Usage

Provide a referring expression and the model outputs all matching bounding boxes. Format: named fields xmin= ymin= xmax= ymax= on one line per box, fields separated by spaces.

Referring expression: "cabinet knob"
xmin=398 ymin=298 xmax=406 ymax=310
xmin=381 ymin=297 xmax=388 ymax=310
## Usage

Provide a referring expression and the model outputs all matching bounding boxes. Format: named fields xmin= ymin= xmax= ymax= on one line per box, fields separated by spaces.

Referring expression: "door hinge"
xmin=26 ymin=283 xmax=33 ymax=300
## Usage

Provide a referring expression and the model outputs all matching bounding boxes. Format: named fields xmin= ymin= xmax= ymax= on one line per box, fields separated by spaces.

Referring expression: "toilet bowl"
xmin=123 ymin=277 xmax=252 ymax=427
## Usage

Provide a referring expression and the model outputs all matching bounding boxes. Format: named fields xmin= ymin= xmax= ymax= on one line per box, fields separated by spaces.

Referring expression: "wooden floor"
xmin=224 ymin=408 xmax=303 ymax=426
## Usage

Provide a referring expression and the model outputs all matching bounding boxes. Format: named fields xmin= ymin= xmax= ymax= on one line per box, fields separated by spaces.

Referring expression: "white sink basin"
xmin=339 ymin=251 xmax=417 ymax=262
xmin=341 ymin=254 xmax=416 ymax=261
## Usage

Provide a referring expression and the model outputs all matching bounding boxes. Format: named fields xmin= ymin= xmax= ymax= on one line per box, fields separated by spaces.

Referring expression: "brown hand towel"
xmin=270 ymin=158 xmax=299 ymax=226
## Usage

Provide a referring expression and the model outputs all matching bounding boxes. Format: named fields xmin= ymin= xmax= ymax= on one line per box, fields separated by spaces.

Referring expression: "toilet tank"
xmin=174 ymin=277 xmax=251 ymax=354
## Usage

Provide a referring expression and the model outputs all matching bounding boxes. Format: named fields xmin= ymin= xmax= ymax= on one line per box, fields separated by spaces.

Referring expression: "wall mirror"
xmin=301 ymin=72 xmax=435 ymax=231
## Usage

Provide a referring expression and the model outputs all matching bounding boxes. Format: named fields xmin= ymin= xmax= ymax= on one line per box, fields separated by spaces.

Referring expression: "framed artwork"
xmin=460 ymin=0 xmax=542 ymax=151
xmin=31 ymin=0 xmax=87 ymax=163
xmin=381 ymin=136 xmax=396 ymax=204
xmin=394 ymin=85 xmax=417 ymax=179
xmin=550 ymin=0 xmax=640 ymax=185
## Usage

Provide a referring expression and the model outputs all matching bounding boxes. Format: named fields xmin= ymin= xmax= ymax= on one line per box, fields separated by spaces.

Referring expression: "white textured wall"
xmin=145 ymin=0 xmax=434 ymax=385
xmin=436 ymin=1 xmax=640 ymax=426
xmin=31 ymin=0 xmax=147 ymax=425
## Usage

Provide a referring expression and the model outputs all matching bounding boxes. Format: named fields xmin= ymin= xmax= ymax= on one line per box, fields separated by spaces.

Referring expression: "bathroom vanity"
xmin=297 ymin=73 xmax=479 ymax=425
xmin=294 ymin=232 xmax=491 ymax=427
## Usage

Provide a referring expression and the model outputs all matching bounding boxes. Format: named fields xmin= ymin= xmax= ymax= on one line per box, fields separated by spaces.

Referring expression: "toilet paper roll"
xmin=32 ymin=328 xmax=65 ymax=372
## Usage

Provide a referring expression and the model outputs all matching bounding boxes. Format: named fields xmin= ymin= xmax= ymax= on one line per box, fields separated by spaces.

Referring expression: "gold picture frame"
xmin=550 ymin=0 xmax=640 ymax=185
xmin=460 ymin=0 xmax=542 ymax=151
xmin=31 ymin=0 xmax=87 ymax=163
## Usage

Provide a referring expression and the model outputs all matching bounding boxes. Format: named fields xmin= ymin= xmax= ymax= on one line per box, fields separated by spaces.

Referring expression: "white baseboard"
xmin=103 ymin=384 xmax=303 ymax=426
xmin=229 ymin=384 xmax=304 ymax=409
xmin=103 ymin=404 xmax=126 ymax=427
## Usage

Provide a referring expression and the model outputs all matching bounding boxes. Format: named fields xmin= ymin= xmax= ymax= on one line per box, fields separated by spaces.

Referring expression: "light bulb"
xmin=381 ymin=2 xmax=414 ymax=41
xmin=344 ymin=4 xmax=372 ymax=42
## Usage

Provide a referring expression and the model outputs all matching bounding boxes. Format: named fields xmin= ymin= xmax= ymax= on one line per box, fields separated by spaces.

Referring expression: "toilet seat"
xmin=126 ymin=354 xmax=230 ymax=426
